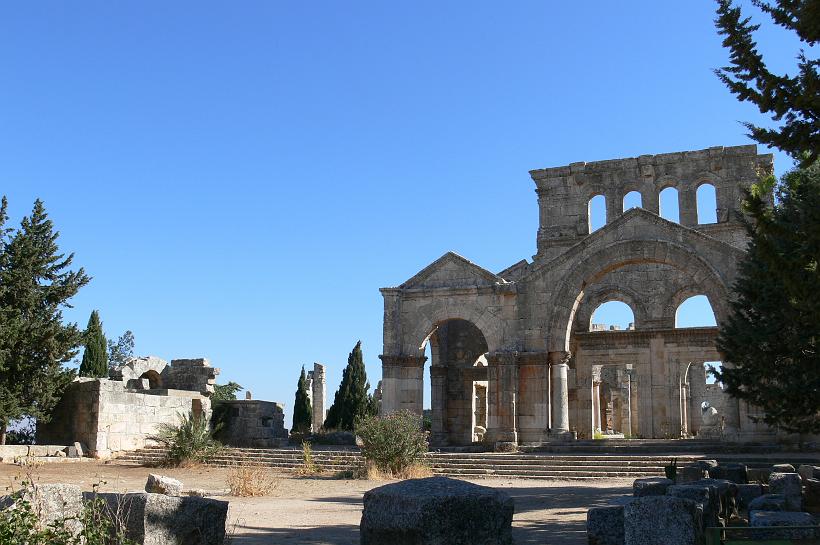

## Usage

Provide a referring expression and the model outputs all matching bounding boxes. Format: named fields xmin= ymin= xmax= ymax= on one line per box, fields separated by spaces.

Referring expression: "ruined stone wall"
xmin=215 ymin=400 xmax=287 ymax=448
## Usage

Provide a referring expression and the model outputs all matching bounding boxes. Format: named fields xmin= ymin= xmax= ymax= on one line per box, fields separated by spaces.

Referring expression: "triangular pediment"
xmin=400 ymin=252 xmax=504 ymax=289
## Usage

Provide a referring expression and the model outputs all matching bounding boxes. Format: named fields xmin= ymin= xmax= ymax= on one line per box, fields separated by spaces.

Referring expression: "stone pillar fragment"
xmin=429 ymin=366 xmax=448 ymax=446
xmin=311 ymin=363 xmax=326 ymax=433
xmin=486 ymin=352 xmax=518 ymax=447
xmin=549 ymin=351 xmax=570 ymax=435
xmin=378 ymin=355 xmax=426 ymax=415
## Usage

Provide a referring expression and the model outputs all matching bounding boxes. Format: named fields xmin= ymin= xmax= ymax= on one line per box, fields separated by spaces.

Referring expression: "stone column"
xmin=429 ymin=365 xmax=448 ymax=446
xmin=548 ymin=351 xmax=570 ymax=436
xmin=515 ymin=352 xmax=550 ymax=444
xmin=378 ymin=355 xmax=426 ymax=415
xmin=592 ymin=381 xmax=601 ymax=431
xmin=486 ymin=351 xmax=518 ymax=448
xmin=311 ymin=363 xmax=326 ymax=433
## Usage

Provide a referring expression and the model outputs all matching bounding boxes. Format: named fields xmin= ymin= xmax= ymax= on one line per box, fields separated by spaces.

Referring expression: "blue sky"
xmin=1 ymin=2 xmax=798 ymax=424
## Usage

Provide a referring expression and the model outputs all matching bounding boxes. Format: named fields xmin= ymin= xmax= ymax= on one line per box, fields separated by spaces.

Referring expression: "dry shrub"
xmin=296 ymin=440 xmax=322 ymax=476
xmin=355 ymin=411 xmax=429 ymax=478
xmin=362 ymin=460 xmax=432 ymax=481
xmin=226 ymin=464 xmax=276 ymax=497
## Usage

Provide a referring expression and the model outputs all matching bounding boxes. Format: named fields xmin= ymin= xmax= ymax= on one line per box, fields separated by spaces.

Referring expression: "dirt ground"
xmin=0 ymin=461 xmax=634 ymax=545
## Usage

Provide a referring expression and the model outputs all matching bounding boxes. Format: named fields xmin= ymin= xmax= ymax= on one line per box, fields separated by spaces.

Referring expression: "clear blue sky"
xmin=1 ymin=2 xmax=798 ymax=424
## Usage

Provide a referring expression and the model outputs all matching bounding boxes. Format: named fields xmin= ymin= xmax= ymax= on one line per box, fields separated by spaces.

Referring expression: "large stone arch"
xmin=402 ymin=300 xmax=505 ymax=358
xmin=546 ymin=239 xmax=732 ymax=353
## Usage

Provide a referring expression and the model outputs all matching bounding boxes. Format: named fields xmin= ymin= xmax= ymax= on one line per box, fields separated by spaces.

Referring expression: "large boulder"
xmin=587 ymin=505 xmax=624 ymax=545
xmin=748 ymin=494 xmax=787 ymax=513
xmin=768 ymin=472 xmax=802 ymax=511
xmin=667 ymin=484 xmax=720 ymax=529
xmin=95 ymin=492 xmax=228 ymax=545
xmin=360 ymin=476 xmax=514 ymax=545
xmin=1 ymin=484 xmax=83 ymax=536
xmin=632 ymin=478 xmax=673 ymax=497
xmin=145 ymin=474 xmax=183 ymax=497
xmin=624 ymin=496 xmax=703 ymax=545
xmin=750 ymin=511 xmax=818 ymax=540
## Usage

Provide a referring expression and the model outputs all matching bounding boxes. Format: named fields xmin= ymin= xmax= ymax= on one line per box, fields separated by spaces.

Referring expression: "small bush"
xmin=226 ymin=464 xmax=276 ymax=497
xmin=592 ymin=430 xmax=604 ymax=440
xmin=355 ymin=411 xmax=429 ymax=478
xmin=297 ymin=441 xmax=321 ymax=475
xmin=150 ymin=411 xmax=221 ymax=467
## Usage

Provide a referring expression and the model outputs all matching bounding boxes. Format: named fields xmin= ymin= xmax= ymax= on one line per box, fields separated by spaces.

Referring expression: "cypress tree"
xmin=79 ymin=310 xmax=108 ymax=378
xmin=0 ymin=199 xmax=90 ymax=444
xmin=292 ymin=365 xmax=312 ymax=434
xmin=324 ymin=341 xmax=372 ymax=431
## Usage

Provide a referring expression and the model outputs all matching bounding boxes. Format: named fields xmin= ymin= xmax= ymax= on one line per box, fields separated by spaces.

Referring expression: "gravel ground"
xmin=0 ymin=461 xmax=634 ymax=544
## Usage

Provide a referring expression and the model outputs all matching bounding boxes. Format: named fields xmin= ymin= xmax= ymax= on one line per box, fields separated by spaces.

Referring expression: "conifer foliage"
xmin=292 ymin=365 xmax=313 ymax=434
xmin=324 ymin=341 xmax=377 ymax=431
xmin=0 ymin=199 xmax=90 ymax=444
xmin=79 ymin=310 xmax=108 ymax=378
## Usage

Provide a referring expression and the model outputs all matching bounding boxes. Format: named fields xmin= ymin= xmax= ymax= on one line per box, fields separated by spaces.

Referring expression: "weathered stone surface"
xmin=750 ymin=511 xmax=818 ymax=540
xmin=748 ymin=494 xmax=787 ymax=513
xmin=771 ymin=463 xmax=795 ymax=473
xmin=624 ymin=496 xmax=703 ymax=545
xmin=736 ymin=483 xmax=763 ymax=510
xmin=1 ymin=484 xmax=83 ymax=535
xmin=696 ymin=460 xmax=718 ymax=472
xmin=805 ymin=478 xmax=820 ymax=510
xmin=633 ymin=477 xmax=673 ymax=497
xmin=668 ymin=484 xmax=720 ymax=529
xmin=97 ymin=492 xmax=227 ymax=545
xmin=693 ymin=479 xmax=739 ymax=520
xmin=798 ymin=464 xmax=820 ymax=482
xmin=768 ymin=472 xmax=802 ymax=511
xmin=360 ymin=477 xmax=514 ymax=545
xmin=587 ymin=505 xmax=624 ymax=545
xmin=678 ymin=465 xmax=708 ymax=484
xmin=145 ymin=474 xmax=183 ymax=497
xmin=709 ymin=463 xmax=747 ymax=484
xmin=746 ymin=467 xmax=772 ymax=484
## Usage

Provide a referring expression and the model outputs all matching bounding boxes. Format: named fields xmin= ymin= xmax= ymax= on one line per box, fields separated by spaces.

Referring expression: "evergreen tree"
xmin=716 ymin=161 xmax=820 ymax=433
xmin=324 ymin=341 xmax=372 ymax=431
xmin=292 ymin=365 xmax=312 ymax=434
xmin=0 ymin=199 xmax=90 ymax=444
xmin=714 ymin=0 xmax=819 ymax=166
xmin=79 ymin=310 xmax=108 ymax=378
xmin=213 ymin=381 xmax=243 ymax=402
xmin=107 ymin=330 xmax=135 ymax=369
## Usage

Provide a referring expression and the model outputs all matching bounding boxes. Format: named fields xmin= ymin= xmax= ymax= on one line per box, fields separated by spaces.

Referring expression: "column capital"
xmin=547 ymin=350 xmax=572 ymax=366
xmin=515 ymin=351 xmax=550 ymax=366
xmin=379 ymin=354 xmax=427 ymax=367
xmin=486 ymin=351 xmax=517 ymax=366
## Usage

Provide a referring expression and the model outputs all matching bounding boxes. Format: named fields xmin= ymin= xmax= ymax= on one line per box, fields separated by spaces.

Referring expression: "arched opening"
xmin=675 ymin=295 xmax=717 ymax=328
xmin=588 ymin=194 xmax=606 ymax=233
xmin=421 ymin=318 xmax=489 ymax=446
xmin=622 ymin=191 xmax=643 ymax=212
xmin=590 ymin=300 xmax=636 ymax=332
xmin=697 ymin=183 xmax=718 ymax=224
xmin=659 ymin=187 xmax=680 ymax=223
xmin=705 ymin=361 xmax=722 ymax=385
xmin=139 ymin=370 xmax=162 ymax=389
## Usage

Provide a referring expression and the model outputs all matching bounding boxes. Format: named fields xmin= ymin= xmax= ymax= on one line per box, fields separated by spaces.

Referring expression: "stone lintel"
xmin=574 ymin=327 xmax=719 ymax=349
xmin=378 ymin=354 xmax=427 ymax=367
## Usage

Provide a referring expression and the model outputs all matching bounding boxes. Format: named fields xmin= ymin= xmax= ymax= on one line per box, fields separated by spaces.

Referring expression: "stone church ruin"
xmin=379 ymin=145 xmax=780 ymax=448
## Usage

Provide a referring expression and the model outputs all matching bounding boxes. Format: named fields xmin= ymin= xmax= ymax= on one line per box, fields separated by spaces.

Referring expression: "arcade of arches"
xmin=380 ymin=145 xmax=778 ymax=448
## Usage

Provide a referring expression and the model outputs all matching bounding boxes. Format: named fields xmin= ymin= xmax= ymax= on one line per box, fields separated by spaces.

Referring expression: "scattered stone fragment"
xmin=746 ymin=467 xmax=772 ymax=484
xmin=693 ymin=479 xmax=739 ymax=520
xmin=798 ymin=465 xmax=820 ymax=482
xmin=696 ymin=459 xmax=718 ymax=472
xmin=668 ymin=484 xmax=720 ymax=529
xmin=805 ymin=479 xmax=820 ymax=510
xmin=708 ymin=463 xmax=747 ymax=484
xmin=633 ymin=477 xmax=673 ymax=497
xmin=736 ymin=483 xmax=763 ymax=510
xmin=145 ymin=474 xmax=183 ymax=497
xmin=360 ymin=476 xmax=514 ymax=545
xmin=750 ymin=511 xmax=818 ymax=540
xmin=624 ymin=495 xmax=703 ymax=545
xmin=0 ymin=484 xmax=83 ymax=536
xmin=771 ymin=464 xmax=795 ymax=473
xmin=748 ymin=494 xmax=787 ymax=513
xmin=587 ymin=505 xmax=624 ymax=545
xmin=768 ymin=473 xmax=802 ymax=511
xmin=678 ymin=465 xmax=708 ymax=484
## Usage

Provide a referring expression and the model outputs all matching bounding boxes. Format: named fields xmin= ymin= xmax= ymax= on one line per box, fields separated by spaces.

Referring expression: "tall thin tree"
xmin=324 ymin=341 xmax=373 ymax=431
xmin=79 ymin=310 xmax=108 ymax=378
xmin=292 ymin=365 xmax=313 ymax=434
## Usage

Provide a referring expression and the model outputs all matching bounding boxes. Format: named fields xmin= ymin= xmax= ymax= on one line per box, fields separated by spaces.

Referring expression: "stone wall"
xmin=214 ymin=400 xmax=287 ymax=448
xmin=112 ymin=356 xmax=218 ymax=395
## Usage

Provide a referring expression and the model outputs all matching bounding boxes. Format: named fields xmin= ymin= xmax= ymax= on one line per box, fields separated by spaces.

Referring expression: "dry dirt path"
xmin=0 ymin=461 xmax=633 ymax=544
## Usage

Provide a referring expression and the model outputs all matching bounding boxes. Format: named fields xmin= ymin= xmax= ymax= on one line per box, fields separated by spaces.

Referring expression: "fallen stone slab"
xmin=677 ymin=465 xmax=708 ymax=484
xmin=746 ymin=467 xmax=772 ymax=484
xmin=768 ymin=472 xmax=802 ymax=511
xmin=94 ymin=492 xmax=228 ymax=545
xmin=748 ymin=494 xmax=787 ymax=513
xmin=771 ymin=463 xmax=795 ymax=473
xmin=736 ymin=483 xmax=763 ymax=510
xmin=1 ymin=483 xmax=83 ymax=536
xmin=708 ymin=463 xmax=747 ymax=484
xmin=633 ymin=477 xmax=673 ymax=497
xmin=624 ymin=495 xmax=703 ymax=545
xmin=587 ymin=505 xmax=624 ymax=545
xmin=360 ymin=476 xmax=514 ymax=545
xmin=750 ymin=511 xmax=818 ymax=540
xmin=668 ymin=484 xmax=720 ymax=529
xmin=145 ymin=474 xmax=183 ymax=497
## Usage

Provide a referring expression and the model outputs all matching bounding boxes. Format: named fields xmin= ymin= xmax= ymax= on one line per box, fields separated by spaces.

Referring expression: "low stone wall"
xmin=214 ymin=400 xmax=287 ymax=448
xmin=37 ymin=378 xmax=209 ymax=458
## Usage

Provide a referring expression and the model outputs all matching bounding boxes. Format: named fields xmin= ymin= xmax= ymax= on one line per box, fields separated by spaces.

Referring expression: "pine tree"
xmin=79 ymin=310 xmax=108 ymax=378
xmin=324 ymin=341 xmax=372 ymax=431
xmin=108 ymin=330 xmax=135 ymax=369
xmin=714 ymin=0 xmax=819 ymax=166
xmin=292 ymin=365 xmax=313 ymax=434
xmin=716 ymin=161 xmax=820 ymax=433
xmin=0 ymin=199 xmax=90 ymax=444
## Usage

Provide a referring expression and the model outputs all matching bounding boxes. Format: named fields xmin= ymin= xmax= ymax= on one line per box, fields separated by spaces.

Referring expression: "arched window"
xmin=696 ymin=183 xmax=718 ymax=224
xmin=675 ymin=295 xmax=716 ymax=328
xmin=623 ymin=191 xmax=642 ymax=212
xmin=659 ymin=187 xmax=680 ymax=223
xmin=590 ymin=300 xmax=636 ymax=331
xmin=588 ymin=195 xmax=606 ymax=233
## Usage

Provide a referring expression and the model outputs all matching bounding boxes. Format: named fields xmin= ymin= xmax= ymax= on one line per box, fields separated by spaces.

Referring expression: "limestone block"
xmin=804 ymin=479 xmax=820 ymax=510
xmin=633 ymin=477 xmax=673 ymax=497
xmin=693 ymin=479 xmax=739 ymax=520
xmin=28 ymin=445 xmax=66 ymax=457
xmin=0 ymin=445 xmax=29 ymax=459
xmin=1 ymin=484 xmax=83 ymax=536
xmin=146 ymin=474 xmax=183 ymax=497
xmin=768 ymin=473 xmax=802 ymax=511
xmin=746 ymin=467 xmax=772 ymax=484
xmin=736 ymin=483 xmax=763 ymax=510
xmin=587 ymin=505 xmax=624 ymax=545
xmin=798 ymin=464 xmax=820 ymax=482
xmin=624 ymin=496 xmax=703 ymax=545
xmin=748 ymin=494 xmax=786 ymax=513
xmin=668 ymin=484 xmax=720 ymax=529
xmin=360 ymin=477 xmax=514 ymax=545
xmin=677 ymin=465 xmax=708 ymax=484
xmin=749 ymin=511 xmax=817 ymax=540
xmin=771 ymin=463 xmax=795 ymax=473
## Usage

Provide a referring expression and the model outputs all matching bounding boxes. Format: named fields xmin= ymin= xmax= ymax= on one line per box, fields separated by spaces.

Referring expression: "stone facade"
xmin=380 ymin=145 xmax=780 ymax=447
xmin=214 ymin=400 xmax=287 ymax=447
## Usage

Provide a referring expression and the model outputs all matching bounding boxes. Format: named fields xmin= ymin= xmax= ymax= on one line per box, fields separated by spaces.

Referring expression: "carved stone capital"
xmin=379 ymin=354 xmax=427 ymax=367
xmin=515 ymin=351 xmax=550 ymax=367
xmin=547 ymin=350 xmax=572 ymax=366
xmin=486 ymin=351 xmax=517 ymax=366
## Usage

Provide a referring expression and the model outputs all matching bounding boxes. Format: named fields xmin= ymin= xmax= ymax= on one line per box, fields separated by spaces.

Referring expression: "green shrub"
xmin=355 ymin=411 xmax=428 ymax=477
xmin=151 ymin=411 xmax=221 ymax=466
